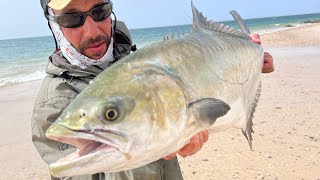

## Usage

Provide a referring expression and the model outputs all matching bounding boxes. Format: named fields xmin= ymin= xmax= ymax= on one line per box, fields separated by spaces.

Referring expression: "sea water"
xmin=0 ymin=13 xmax=320 ymax=87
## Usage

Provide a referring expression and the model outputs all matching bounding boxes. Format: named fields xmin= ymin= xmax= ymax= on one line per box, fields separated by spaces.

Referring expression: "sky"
xmin=0 ymin=0 xmax=320 ymax=40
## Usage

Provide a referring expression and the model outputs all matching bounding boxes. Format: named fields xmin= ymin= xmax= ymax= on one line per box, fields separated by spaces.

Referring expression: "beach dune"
xmin=0 ymin=24 xmax=320 ymax=179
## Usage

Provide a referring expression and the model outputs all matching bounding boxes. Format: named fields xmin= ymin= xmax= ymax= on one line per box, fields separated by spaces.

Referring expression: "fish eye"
xmin=97 ymin=103 xmax=121 ymax=124
xmin=105 ymin=108 xmax=118 ymax=121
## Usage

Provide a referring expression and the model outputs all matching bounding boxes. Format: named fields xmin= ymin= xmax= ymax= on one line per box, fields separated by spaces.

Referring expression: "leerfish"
xmin=46 ymin=2 xmax=264 ymax=178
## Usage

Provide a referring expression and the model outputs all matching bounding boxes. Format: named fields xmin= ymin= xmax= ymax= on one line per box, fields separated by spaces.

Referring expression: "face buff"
xmin=48 ymin=8 xmax=115 ymax=69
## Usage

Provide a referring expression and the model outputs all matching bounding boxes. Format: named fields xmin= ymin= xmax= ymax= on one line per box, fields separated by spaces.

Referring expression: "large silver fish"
xmin=46 ymin=3 xmax=264 ymax=177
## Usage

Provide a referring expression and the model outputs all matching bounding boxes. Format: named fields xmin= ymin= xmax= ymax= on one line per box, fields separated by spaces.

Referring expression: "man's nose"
xmin=82 ymin=16 xmax=100 ymax=38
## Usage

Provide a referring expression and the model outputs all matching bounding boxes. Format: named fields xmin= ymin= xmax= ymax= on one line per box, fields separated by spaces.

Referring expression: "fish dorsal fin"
xmin=191 ymin=1 xmax=251 ymax=40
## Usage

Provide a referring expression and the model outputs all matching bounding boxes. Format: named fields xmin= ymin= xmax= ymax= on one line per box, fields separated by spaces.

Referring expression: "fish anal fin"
xmin=188 ymin=98 xmax=230 ymax=126
xmin=242 ymin=123 xmax=254 ymax=151
xmin=242 ymin=82 xmax=262 ymax=150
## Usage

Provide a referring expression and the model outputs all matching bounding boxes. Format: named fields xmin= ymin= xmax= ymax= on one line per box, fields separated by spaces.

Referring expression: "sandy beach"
xmin=0 ymin=24 xmax=320 ymax=179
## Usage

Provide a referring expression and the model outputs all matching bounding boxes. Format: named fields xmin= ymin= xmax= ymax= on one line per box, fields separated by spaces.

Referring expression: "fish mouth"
xmin=46 ymin=123 xmax=132 ymax=164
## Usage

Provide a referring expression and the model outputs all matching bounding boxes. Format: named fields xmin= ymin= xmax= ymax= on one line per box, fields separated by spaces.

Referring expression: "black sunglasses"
xmin=46 ymin=2 xmax=113 ymax=28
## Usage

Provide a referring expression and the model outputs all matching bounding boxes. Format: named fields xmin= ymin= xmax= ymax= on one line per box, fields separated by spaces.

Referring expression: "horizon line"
xmin=1 ymin=11 xmax=319 ymax=41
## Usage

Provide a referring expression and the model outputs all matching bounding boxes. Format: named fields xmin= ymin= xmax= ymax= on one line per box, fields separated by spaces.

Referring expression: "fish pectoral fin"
xmin=188 ymin=98 xmax=230 ymax=126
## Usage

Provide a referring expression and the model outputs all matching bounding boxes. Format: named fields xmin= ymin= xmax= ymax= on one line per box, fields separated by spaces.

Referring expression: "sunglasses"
xmin=46 ymin=2 xmax=113 ymax=28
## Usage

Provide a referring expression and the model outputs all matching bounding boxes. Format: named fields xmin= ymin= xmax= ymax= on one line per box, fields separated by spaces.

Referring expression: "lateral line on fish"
xmin=191 ymin=1 xmax=251 ymax=40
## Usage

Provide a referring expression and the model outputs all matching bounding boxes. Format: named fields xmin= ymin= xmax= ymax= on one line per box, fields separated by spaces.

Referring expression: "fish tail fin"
xmin=191 ymin=1 xmax=250 ymax=40
xmin=242 ymin=82 xmax=262 ymax=150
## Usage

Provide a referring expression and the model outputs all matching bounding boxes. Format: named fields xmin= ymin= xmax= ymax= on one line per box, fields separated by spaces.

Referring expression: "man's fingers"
xmin=264 ymin=52 xmax=272 ymax=58
xmin=178 ymin=130 xmax=209 ymax=158
xmin=178 ymin=134 xmax=200 ymax=157
xmin=198 ymin=131 xmax=205 ymax=149
xmin=163 ymin=152 xmax=177 ymax=160
xmin=165 ymin=131 xmax=209 ymax=159
xmin=250 ymin=35 xmax=274 ymax=73
xmin=250 ymin=34 xmax=262 ymax=45
xmin=202 ymin=130 xmax=209 ymax=143
xmin=262 ymin=52 xmax=275 ymax=73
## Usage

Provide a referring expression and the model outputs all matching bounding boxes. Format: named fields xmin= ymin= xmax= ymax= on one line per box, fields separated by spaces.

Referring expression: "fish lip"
xmin=49 ymin=142 xmax=117 ymax=177
xmin=71 ymin=128 xmax=132 ymax=154
xmin=47 ymin=123 xmax=133 ymax=176
xmin=47 ymin=123 xmax=132 ymax=161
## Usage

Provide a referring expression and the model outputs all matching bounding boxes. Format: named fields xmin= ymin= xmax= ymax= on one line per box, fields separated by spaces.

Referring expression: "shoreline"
xmin=257 ymin=23 xmax=313 ymax=35
xmin=261 ymin=24 xmax=320 ymax=48
xmin=0 ymin=23 xmax=320 ymax=179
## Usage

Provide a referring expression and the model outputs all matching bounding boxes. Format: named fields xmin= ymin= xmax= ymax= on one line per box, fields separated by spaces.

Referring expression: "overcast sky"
xmin=0 ymin=0 xmax=320 ymax=40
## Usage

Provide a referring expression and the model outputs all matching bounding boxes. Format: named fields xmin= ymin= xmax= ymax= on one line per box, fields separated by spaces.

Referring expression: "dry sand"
xmin=0 ymin=24 xmax=320 ymax=180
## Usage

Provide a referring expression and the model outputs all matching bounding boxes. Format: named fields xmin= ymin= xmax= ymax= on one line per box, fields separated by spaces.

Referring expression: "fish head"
xmin=45 ymin=61 xmax=188 ymax=177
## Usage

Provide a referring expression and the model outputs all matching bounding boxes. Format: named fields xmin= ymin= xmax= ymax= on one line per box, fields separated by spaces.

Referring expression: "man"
xmin=32 ymin=0 xmax=274 ymax=179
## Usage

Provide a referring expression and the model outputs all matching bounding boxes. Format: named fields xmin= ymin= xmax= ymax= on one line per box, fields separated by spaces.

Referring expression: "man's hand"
xmin=163 ymin=130 xmax=209 ymax=160
xmin=261 ymin=52 xmax=274 ymax=73
xmin=250 ymin=34 xmax=275 ymax=73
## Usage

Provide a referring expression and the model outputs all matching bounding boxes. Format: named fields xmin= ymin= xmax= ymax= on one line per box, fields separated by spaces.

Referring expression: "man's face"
xmin=53 ymin=0 xmax=112 ymax=60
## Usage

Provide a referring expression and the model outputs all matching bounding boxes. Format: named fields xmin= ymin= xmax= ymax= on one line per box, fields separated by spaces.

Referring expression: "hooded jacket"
xmin=31 ymin=21 xmax=183 ymax=180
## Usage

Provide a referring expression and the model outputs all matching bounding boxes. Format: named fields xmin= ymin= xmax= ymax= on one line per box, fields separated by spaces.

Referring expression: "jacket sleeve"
xmin=31 ymin=78 xmax=78 ymax=164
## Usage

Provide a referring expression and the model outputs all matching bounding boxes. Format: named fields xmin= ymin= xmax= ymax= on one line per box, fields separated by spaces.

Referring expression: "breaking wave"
xmin=0 ymin=70 xmax=46 ymax=87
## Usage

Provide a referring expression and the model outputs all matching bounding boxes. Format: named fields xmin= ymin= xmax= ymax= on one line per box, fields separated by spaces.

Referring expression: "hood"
xmin=45 ymin=21 xmax=132 ymax=80
xmin=46 ymin=51 xmax=103 ymax=80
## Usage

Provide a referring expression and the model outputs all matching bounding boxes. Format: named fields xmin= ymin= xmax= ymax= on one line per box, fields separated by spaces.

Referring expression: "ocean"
xmin=1 ymin=13 xmax=320 ymax=88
